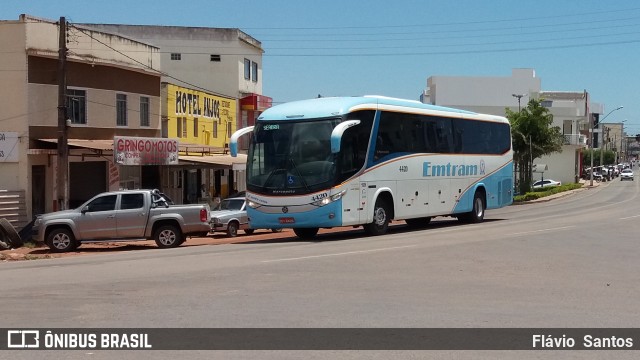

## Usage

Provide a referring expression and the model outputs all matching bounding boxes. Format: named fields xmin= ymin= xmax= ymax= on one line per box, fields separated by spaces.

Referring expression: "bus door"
xmin=340 ymin=182 xmax=362 ymax=226
xmin=358 ymin=181 xmax=370 ymax=223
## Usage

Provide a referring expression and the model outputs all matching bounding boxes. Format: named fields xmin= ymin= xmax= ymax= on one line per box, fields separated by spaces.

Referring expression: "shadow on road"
xmin=237 ymin=218 xmax=504 ymax=245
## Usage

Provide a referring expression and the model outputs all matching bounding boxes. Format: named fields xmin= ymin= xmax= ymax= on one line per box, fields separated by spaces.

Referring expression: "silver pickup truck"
xmin=33 ymin=189 xmax=211 ymax=252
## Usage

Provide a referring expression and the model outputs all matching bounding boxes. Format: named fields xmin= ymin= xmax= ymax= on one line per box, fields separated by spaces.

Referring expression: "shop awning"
xmin=38 ymin=138 xmax=114 ymax=151
xmin=36 ymin=139 xmax=227 ymax=155
xmin=180 ymin=154 xmax=247 ymax=170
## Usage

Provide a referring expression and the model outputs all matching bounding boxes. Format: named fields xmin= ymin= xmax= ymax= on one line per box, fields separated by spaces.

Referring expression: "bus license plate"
xmin=279 ymin=217 xmax=295 ymax=224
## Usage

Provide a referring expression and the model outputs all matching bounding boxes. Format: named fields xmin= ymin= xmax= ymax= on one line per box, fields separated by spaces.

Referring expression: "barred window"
xmin=116 ymin=94 xmax=127 ymax=126
xmin=67 ymin=89 xmax=86 ymax=124
xmin=140 ymin=97 xmax=150 ymax=127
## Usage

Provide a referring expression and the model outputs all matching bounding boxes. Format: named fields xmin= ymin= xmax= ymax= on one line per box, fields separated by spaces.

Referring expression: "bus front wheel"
xmin=364 ymin=198 xmax=390 ymax=236
xmin=459 ymin=192 xmax=485 ymax=223
xmin=294 ymin=228 xmax=319 ymax=239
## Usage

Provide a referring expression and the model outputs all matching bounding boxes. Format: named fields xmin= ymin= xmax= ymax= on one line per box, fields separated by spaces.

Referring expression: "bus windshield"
xmin=247 ymin=118 xmax=341 ymax=195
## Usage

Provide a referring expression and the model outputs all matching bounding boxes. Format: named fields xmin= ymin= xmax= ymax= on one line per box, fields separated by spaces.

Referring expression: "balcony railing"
xmin=563 ymin=134 xmax=587 ymax=146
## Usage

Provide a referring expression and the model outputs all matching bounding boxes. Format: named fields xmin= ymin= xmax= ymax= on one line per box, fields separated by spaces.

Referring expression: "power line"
xmin=251 ymin=15 xmax=640 ymax=38
xmin=239 ymin=6 xmax=640 ymax=30
xmin=258 ymin=21 xmax=640 ymax=43
xmin=246 ymin=38 xmax=640 ymax=57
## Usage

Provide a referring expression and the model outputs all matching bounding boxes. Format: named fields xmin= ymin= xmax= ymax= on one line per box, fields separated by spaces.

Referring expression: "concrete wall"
xmin=0 ymin=20 xmax=29 ymax=191
xmin=537 ymin=146 xmax=579 ymax=185
xmin=425 ymin=68 xmax=541 ymax=114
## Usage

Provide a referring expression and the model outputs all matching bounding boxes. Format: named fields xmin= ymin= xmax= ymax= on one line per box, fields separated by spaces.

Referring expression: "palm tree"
xmin=506 ymin=98 xmax=565 ymax=193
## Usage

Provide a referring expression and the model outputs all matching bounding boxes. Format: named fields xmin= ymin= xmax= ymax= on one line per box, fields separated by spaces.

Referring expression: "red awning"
xmin=240 ymin=93 xmax=272 ymax=111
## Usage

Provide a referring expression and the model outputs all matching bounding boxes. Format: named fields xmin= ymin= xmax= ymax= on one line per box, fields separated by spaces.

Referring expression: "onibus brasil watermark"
xmin=7 ymin=330 xmax=151 ymax=350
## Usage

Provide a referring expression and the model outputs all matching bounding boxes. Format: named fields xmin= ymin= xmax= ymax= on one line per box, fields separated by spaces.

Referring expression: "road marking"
xmin=261 ymin=245 xmax=417 ymax=263
xmin=620 ymin=214 xmax=640 ymax=220
xmin=507 ymin=226 xmax=576 ymax=236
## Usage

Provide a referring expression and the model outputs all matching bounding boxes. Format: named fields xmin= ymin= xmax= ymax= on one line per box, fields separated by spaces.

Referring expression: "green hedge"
xmin=514 ymin=183 xmax=583 ymax=202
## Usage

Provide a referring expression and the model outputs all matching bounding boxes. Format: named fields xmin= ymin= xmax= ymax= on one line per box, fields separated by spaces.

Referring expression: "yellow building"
xmin=163 ymin=83 xmax=237 ymax=149
xmin=161 ymin=83 xmax=242 ymax=204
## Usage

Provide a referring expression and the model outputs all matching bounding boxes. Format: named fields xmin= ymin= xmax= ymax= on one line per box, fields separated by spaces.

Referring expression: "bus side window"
xmin=434 ymin=118 xmax=453 ymax=153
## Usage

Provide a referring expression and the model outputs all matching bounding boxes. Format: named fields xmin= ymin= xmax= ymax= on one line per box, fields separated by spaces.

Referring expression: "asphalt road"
xmin=3 ymin=174 xmax=640 ymax=359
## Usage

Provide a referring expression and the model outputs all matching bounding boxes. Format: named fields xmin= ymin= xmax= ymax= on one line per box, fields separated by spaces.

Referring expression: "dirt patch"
xmin=0 ymin=223 xmax=419 ymax=262
xmin=0 ymin=227 xmax=365 ymax=262
xmin=0 ymin=229 xmax=297 ymax=262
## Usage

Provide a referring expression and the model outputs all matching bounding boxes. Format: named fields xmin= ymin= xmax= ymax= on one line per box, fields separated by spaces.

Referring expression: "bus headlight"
xmin=312 ymin=190 xmax=346 ymax=207
xmin=247 ymin=200 xmax=260 ymax=209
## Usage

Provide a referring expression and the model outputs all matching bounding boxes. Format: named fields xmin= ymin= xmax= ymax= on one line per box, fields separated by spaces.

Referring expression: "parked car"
xmin=210 ymin=197 xmax=282 ymax=237
xmin=532 ymin=179 xmax=562 ymax=189
xmin=620 ymin=169 xmax=634 ymax=181
xmin=33 ymin=189 xmax=211 ymax=252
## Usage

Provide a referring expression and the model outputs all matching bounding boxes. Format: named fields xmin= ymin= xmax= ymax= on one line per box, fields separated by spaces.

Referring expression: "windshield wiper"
xmin=289 ymin=158 xmax=310 ymax=192
xmin=263 ymin=168 xmax=287 ymax=188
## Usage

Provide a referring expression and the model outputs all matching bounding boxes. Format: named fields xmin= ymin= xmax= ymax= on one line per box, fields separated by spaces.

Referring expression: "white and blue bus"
xmin=230 ymin=96 xmax=513 ymax=239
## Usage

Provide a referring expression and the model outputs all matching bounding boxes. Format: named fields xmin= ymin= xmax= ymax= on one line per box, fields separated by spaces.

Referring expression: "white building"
xmin=421 ymin=69 xmax=603 ymax=186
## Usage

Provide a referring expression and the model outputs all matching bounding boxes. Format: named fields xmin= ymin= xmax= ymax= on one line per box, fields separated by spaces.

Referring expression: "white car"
xmin=210 ymin=197 xmax=283 ymax=237
xmin=620 ymin=169 xmax=634 ymax=181
xmin=532 ymin=179 xmax=562 ymax=189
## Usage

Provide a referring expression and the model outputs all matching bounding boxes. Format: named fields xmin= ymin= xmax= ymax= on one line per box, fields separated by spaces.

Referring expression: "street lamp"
xmin=512 ymin=93 xmax=527 ymax=111
xmin=590 ymin=106 xmax=623 ymax=186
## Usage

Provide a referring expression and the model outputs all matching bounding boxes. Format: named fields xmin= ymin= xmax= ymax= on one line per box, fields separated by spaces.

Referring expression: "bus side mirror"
xmin=229 ymin=126 xmax=255 ymax=157
xmin=330 ymin=120 xmax=361 ymax=153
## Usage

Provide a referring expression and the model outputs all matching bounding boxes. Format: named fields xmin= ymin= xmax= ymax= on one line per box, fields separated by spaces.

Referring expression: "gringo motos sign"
xmin=114 ymin=136 xmax=179 ymax=165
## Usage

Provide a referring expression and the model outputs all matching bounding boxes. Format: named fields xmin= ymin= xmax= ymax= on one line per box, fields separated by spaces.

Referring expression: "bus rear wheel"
xmin=364 ymin=198 xmax=390 ymax=236
xmin=294 ymin=228 xmax=319 ymax=239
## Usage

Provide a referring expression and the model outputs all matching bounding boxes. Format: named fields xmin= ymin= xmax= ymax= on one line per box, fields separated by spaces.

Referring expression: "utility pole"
xmin=56 ymin=17 xmax=69 ymax=210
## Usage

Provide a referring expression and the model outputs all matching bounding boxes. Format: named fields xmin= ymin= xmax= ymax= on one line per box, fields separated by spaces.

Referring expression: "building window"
xmin=227 ymin=122 xmax=232 ymax=138
xmin=210 ymin=54 xmax=221 ymax=62
xmin=541 ymin=100 xmax=553 ymax=108
xmin=140 ymin=97 xmax=150 ymax=127
xmin=116 ymin=94 xmax=127 ymax=126
xmin=213 ymin=121 xmax=218 ymax=138
xmin=67 ymin=89 xmax=86 ymax=124
xmin=194 ymin=118 xmax=199 ymax=137
xmin=182 ymin=118 xmax=187 ymax=138
xmin=252 ymin=61 xmax=258 ymax=82
xmin=244 ymin=58 xmax=251 ymax=80
xmin=177 ymin=117 xmax=182 ymax=138
xmin=171 ymin=53 xmax=181 ymax=61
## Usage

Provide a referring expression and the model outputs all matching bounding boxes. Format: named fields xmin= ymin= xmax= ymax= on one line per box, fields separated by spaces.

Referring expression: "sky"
xmin=3 ymin=0 xmax=640 ymax=134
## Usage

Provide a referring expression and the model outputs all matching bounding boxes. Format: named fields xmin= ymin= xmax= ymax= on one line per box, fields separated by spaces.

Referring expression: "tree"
xmin=582 ymin=149 xmax=615 ymax=167
xmin=506 ymin=98 xmax=565 ymax=194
